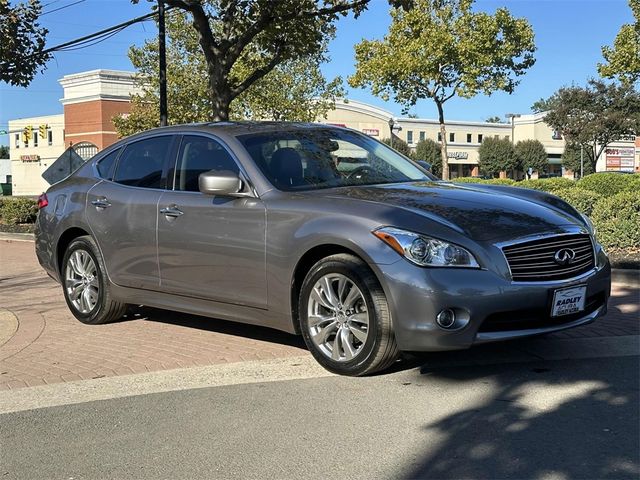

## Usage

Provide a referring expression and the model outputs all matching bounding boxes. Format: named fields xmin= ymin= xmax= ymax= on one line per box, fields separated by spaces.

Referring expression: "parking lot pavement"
xmin=0 ymin=238 xmax=638 ymax=391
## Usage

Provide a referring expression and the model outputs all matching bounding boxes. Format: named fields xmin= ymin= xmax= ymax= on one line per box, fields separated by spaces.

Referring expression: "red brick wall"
xmin=63 ymin=99 xmax=131 ymax=150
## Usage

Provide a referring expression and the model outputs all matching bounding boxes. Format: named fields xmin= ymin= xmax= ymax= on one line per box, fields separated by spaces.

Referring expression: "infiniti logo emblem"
xmin=554 ymin=248 xmax=576 ymax=266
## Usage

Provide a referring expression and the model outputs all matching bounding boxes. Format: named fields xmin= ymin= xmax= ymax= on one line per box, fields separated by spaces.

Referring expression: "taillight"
xmin=37 ymin=193 xmax=48 ymax=209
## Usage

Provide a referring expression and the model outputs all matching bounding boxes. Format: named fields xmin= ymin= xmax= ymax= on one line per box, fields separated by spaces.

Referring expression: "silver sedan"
xmin=35 ymin=123 xmax=611 ymax=376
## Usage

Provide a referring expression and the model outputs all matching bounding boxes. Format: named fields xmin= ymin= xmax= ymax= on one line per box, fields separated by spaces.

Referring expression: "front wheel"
xmin=298 ymin=254 xmax=399 ymax=376
xmin=62 ymin=235 xmax=127 ymax=325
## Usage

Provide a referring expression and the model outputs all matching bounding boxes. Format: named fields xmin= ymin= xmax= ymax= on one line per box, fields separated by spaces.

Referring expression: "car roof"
xmin=131 ymin=121 xmax=345 ymax=139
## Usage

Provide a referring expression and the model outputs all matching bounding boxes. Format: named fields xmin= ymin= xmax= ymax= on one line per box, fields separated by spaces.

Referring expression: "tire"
xmin=61 ymin=235 xmax=127 ymax=325
xmin=298 ymin=254 xmax=399 ymax=376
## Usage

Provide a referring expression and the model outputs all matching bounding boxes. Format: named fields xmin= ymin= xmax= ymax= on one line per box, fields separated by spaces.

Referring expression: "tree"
xmin=598 ymin=0 xmax=639 ymax=85
xmin=485 ymin=116 xmax=505 ymax=123
xmin=114 ymin=11 xmax=344 ymax=136
xmin=414 ymin=138 xmax=442 ymax=175
xmin=561 ymin=142 xmax=594 ymax=177
xmin=515 ymin=139 xmax=548 ymax=178
xmin=533 ymin=79 xmax=640 ymax=172
xmin=478 ymin=137 xmax=517 ymax=177
xmin=348 ymin=0 xmax=535 ymax=180
xmin=0 ymin=145 xmax=9 ymax=159
xmin=381 ymin=136 xmax=412 ymax=158
xmin=131 ymin=0 xmax=375 ymax=121
xmin=0 ymin=0 xmax=50 ymax=87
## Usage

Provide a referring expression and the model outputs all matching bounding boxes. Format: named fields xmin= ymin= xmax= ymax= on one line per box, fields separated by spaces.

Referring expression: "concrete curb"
xmin=611 ymin=268 xmax=640 ymax=288
xmin=0 ymin=232 xmax=35 ymax=242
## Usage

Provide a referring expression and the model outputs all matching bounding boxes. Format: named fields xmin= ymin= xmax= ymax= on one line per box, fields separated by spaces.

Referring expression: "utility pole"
xmin=158 ymin=0 xmax=168 ymax=127
xmin=580 ymin=144 xmax=584 ymax=179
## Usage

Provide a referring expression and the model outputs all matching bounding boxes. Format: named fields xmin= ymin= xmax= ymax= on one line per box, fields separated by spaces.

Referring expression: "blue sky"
xmin=0 ymin=0 xmax=633 ymax=145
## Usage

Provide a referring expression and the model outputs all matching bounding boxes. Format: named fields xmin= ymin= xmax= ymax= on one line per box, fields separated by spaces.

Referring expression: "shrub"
xmin=577 ymin=173 xmax=640 ymax=196
xmin=0 ymin=197 xmax=38 ymax=225
xmin=517 ymin=177 xmax=576 ymax=192
xmin=591 ymin=191 xmax=640 ymax=249
xmin=552 ymin=189 xmax=603 ymax=216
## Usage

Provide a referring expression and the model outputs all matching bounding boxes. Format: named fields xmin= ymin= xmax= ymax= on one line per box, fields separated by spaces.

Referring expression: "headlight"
xmin=373 ymin=227 xmax=480 ymax=268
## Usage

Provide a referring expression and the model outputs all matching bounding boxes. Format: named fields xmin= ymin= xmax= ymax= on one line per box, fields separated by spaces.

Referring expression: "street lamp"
xmin=388 ymin=117 xmax=395 ymax=149
xmin=505 ymin=113 xmax=521 ymax=144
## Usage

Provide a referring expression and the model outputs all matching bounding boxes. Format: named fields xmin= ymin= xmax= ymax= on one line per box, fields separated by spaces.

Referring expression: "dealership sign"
xmin=20 ymin=155 xmax=40 ymax=162
xmin=362 ymin=128 xmax=379 ymax=136
xmin=605 ymin=147 xmax=635 ymax=172
xmin=447 ymin=151 xmax=469 ymax=160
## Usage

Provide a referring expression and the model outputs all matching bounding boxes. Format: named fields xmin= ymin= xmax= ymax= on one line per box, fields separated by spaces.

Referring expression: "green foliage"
xmin=0 ymin=0 xmax=50 ymax=87
xmin=348 ymin=0 xmax=535 ymax=179
xmin=532 ymin=80 xmax=640 ymax=172
xmin=485 ymin=116 xmax=505 ymax=123
xmin=478 ymin=137 xmax=518 ymax=176
xmin=515 ymin=139 xmax=548 ymax=176
xmin=130 ymin=0 xmax=368 ymax=120
xmin=414 ymin=138 xmax=442 ymax=175
xmin=381 ymin=136 xmax=413 ymax=157
xmin=552 ymin=189 xmax=603 ymax=217
xmin=453 ymin=177 xmax=515 ymax=185
xmin=114 ymin=10 xmax=345 ymax=137
xmin=591 ymin=191 xmax=640 ymax=249
xmin=517 ymin=177 xmax=576 ymax=192
xmin=0 ymin=197 xmax=38 ymax=225
xmin=578 ymin=172 xmax=640 ymax=196
xmin=0 ymin=145 xmax=8 ymax=159
xmin=598 ymin=0 xmax=639 ymax=85
xmin=561 ymin=142 xmax=595 ymax=177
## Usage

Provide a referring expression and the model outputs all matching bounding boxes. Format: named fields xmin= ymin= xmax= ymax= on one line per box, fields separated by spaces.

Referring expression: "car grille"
xmin=502 ymin=234 xmax=595 ymax=282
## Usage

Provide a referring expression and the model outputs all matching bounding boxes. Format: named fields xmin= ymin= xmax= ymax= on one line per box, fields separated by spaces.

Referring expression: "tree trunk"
xmin=208 ymin=65 xmax=231 ymax=122
xmin=436 ymin=100 xmax=449 ymax=180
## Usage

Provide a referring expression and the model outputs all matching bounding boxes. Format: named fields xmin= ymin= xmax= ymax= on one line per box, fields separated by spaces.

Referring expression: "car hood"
xmin=320 ymin=181 xmax=584 ymax=242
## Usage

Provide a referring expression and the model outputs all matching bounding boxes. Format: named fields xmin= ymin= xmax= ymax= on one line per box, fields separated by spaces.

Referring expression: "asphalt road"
xmin=2 ymin=349 xmax=638 ymax=479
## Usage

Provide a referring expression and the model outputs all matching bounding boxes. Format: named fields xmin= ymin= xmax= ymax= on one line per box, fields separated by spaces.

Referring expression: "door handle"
xmin=160 ymin=206 xmax=184 ymax=218
xmin=91 ymin=198 xmax=111 ymax=209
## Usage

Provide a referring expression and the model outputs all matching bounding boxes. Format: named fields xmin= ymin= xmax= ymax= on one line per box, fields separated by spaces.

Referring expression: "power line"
xmin=41 ymin=0 xmax=86 ymax=16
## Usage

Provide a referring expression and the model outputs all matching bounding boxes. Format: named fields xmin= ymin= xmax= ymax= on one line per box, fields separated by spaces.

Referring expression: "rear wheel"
xmin=62 ymin=235 xmax=127 ymax=324
xmin=299 ymin=254 xmax=399 ymax=376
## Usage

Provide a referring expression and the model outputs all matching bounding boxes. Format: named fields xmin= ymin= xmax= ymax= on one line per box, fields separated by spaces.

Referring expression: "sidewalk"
xmin=1 ymin=238 xmax=638 ymax=391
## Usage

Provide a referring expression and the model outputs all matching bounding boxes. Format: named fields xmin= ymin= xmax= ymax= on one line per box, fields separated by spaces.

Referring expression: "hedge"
xmin=453 ymin=177 xmax=516 ymax=185
xmin=591 ymin=191 xmax=640 ymax=249
xmin=577 ymin=173 xmax=640 ymax=197
xmin=516 ymin=177 xmax=576 ymax=192
xmin=552 ymin=189 xmax=603 ymax=217
xmin=0 ymin=197 xmax=38 ymax=225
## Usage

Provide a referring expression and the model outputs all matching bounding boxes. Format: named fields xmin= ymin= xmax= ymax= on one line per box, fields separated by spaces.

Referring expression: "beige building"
xmin=323 ymin=100 xmax=637 ymax=178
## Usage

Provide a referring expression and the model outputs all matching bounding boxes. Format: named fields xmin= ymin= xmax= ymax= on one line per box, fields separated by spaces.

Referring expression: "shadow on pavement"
xmin=123 ymin=305 xmax=307 ymax=349
xmin=400 ymin=355 xmax=640 ymax=479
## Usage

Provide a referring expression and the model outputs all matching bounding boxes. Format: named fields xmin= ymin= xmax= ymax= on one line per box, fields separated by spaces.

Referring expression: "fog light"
xmin=436 ymin=309 xmax=456 ymax=329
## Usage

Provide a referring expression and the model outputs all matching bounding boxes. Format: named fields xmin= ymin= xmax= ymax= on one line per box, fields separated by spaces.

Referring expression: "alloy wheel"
xmin=65 ymin=249 xmax=99 ymax=314
xmin=307 ymin=273 xmax=370 ymax=362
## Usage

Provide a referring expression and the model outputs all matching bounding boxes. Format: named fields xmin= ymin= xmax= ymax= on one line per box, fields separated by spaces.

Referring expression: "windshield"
xmin=237 ymin=128 xmax=435 ymax=191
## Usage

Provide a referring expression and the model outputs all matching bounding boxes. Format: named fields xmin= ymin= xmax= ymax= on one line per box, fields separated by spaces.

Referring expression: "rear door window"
xmin=96 ymin=148 xmax=121 ymax=180
xmin=114 ymin=136 xmax=172 ymax=189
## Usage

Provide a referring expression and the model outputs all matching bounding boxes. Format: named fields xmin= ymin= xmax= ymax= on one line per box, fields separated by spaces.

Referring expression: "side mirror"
xmin=198 ymin=170 xmax=243 ymax=196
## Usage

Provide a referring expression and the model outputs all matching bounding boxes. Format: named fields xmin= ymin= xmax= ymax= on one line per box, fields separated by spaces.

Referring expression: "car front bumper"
xmin=377 ymin=251 xmax=611 ymax=352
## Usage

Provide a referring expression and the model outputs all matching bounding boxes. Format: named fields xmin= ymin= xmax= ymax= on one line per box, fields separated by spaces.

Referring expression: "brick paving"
xmin=0 ymin=239 xmax=638 ymax=391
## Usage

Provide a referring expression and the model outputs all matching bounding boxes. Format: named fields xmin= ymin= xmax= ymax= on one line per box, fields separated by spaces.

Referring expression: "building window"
xmin=33 ymin=132 xmax=38 ymax=147
xmin=407 ymin=130 xmax=413 ymax=144
xmin=438 ymin=132 xmax=442 ymax=142
xmin=15 ymin=133 xmax=19 ymax=148
xmin=48 ymin=130 xmax=53 ymax=145
xmin=449 ymin=132 xmax=455 ymax=142
xmin=419 ymin=131 xmax=425 ymax=142
xmin=478 ymin=134 xmax=483 ymax=143
xmin=467 ymin=133 xmax=472 ymax=143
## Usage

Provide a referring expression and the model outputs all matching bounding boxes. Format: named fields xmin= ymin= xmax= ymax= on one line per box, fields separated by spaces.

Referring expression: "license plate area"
xmin=551 ymin=285 xmax=587 ymax=317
